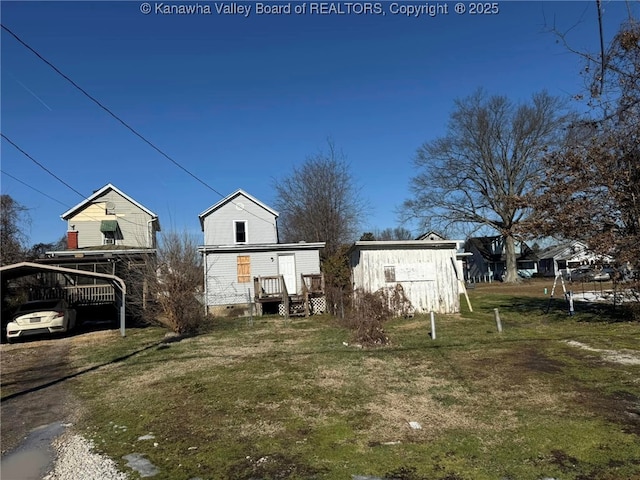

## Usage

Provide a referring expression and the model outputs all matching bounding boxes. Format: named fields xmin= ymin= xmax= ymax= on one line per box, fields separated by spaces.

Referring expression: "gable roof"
xmin=61 ymin=183 xmax=159 ymax=220
xmin=465 ymin=236 xmax=537 ymax=262
xmin=198 ymin=189 xmax=279 ymax=229
xmin=416 ymin=230 xmax=446 ymax=241
xmin=538 ymin=241 xmax=587 ymax=261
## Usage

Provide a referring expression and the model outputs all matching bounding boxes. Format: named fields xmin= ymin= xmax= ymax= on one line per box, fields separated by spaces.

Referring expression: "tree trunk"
xmin=503 ymin=234 xmax=520 ymax=283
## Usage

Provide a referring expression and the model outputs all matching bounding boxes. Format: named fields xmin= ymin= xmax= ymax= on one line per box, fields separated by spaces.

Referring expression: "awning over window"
xmin=100 ymin=220 xmax=118 ymax=232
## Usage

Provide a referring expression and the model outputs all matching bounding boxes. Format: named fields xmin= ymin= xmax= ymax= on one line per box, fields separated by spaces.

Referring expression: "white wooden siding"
xmin=351 ymin=247 xmax=459 ymax=314
xmin=204 ymin=248 xmax=320 ymax=307
xmin=68 ymin=190 xmax=155 ymax=248
xmin=203 ymin=193 xmax=277 ymax=245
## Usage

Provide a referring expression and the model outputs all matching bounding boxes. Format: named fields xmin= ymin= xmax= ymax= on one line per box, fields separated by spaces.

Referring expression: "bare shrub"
xmin=130 ymin=231 xmax=204 ymax=334
xmin=382 ymin=283 xmax=414 ymax=318
xmin=347 ymin=289 xmax=391 ymax=347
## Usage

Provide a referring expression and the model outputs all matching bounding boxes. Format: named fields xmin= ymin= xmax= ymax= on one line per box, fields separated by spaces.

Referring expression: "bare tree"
xmin=531 ymin=20 xmax=639 ymax=297
xmin=376 ymin=227 xmax=414 ymax=241
xmin=359 ymin=227 xmax=414 ymax=241
xmin=27 ymin=235 xmax=67 ymax=260
xmin=403 ymin=90 xmax=570 ymax=282
xmin=273 ymin=140 xmax=366 ymax=256
xmin=274 ymin=141 xmax=366 ymax=316
xmin=0 ymin=195 xmax=29 ymax=265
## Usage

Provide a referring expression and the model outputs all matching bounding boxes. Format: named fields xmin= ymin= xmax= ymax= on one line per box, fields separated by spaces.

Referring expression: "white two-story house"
xmin=198 ymin=189 xmax=324 ymax=316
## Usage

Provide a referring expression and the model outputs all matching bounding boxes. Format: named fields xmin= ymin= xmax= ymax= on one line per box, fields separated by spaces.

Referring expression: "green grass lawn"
xmin=69 ymin=281 xmax=640 ymax=480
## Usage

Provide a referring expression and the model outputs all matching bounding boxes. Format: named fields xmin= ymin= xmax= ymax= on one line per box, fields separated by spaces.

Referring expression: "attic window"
xmin=235 ymin=221 xmax=247 ymax=244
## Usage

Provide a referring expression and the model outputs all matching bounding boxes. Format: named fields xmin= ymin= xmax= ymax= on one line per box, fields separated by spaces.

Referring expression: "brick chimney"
xmin=67 ymin=231 xmax=78 ymax=250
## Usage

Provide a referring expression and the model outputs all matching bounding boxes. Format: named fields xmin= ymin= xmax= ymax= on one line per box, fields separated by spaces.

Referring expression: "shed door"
xmin=278 ymin=254 xmax=296 ymax=295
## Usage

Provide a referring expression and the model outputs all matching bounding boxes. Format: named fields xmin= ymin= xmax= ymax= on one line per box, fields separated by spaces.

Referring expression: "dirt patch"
xmin=556 ymin=342 xmax=640 ymax=436
xmin=516 ymin=348 xmax=564 ymax=374
xmin=1 ymin=338 xmax=77 ymax=455
xmin=564 ymin=340 xmax=640 ymax=365
xmin=548 ymin=449 xmax=580 ymax=472
xmin=227 ymin=452 xmax=325 ymax=480
xmin=602 ymin=390 xmax=640 ymax=436
xmin=0 ymin=329 xmax=118 ymax=455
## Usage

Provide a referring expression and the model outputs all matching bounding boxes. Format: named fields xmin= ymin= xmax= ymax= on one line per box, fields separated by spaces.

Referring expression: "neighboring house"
xmin=538 ymin=241 xmax=612 ymax=278
xmin=464 ymin=236 xmax=537 ymax=281
xmin=199 ymin=189 xmax=325 ymax=317
xmin=37 ymin=184 xmax=160 ymax=315
xmin=60 ymin=183 xmax=160 ymax=249
xmin=349 ymin=240 xmax=463 ymax=315
xmin=416 ymin=230 xmax=446 ymax=241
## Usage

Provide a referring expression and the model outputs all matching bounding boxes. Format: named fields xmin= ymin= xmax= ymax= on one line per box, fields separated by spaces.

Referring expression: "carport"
xmin=0 ymin=262 xmax=128 ymax=337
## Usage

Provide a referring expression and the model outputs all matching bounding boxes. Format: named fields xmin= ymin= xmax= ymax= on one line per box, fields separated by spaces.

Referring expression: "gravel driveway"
xmin=1 ymin=332 xmax=129 ymax=480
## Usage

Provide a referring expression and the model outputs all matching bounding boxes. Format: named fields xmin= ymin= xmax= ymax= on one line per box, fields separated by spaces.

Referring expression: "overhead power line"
xmin=1 ymin=142 xmax=154 ymax=230
xmin=1 ymin=169 xmax=69 ymax=207
xmin=1 ymin=133 xmax=86 ymax=198
xmin=1 ymin=166 xmax=157 ymax=231
xmin=1 ymin=23 xmax=276 ymax=227
xmin=2 ymin=25 xmax=221 ymax=197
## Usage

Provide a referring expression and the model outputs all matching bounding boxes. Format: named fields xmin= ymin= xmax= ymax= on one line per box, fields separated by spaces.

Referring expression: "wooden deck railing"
xmin=29 ymin=284 xmax=116 ymax=305
xmin=301 ymin=273 xmax=324 ymax=294
xmin=254 ymin=273 xmax=325 ymax=318
xmin=64 ymin=284 xmax=115 ymax=304
xmin=254 ymin=275 xmax=285 ymax=299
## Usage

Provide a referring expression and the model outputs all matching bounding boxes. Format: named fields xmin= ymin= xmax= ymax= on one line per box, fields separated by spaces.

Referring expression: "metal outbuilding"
xmin=0 ymin=262 xmax=127 ymax=337
xmin=349 ymin=240 xmax=464 ymax=315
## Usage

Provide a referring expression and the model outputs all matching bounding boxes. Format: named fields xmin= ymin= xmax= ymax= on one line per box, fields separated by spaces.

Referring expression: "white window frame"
xmin=103 ymin=231 xmax=116 ymax=245
xmin=234 ymin=220 xmax=248 ymax=244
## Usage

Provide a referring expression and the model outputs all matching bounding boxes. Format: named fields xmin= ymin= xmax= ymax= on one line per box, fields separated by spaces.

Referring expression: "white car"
xmin=6 ymin=299 xmax=77 ymax=342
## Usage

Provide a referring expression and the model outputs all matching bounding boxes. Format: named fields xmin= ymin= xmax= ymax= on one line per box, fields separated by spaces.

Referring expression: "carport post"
xmin=120 ymin=294 xmax=126 ymax=337
xmin=112 ymin=279 xmax=127 ymax=337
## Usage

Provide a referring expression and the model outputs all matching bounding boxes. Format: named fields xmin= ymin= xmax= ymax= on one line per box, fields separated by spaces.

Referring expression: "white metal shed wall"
xmin=351 ymin=246 xmax=460 ymax=314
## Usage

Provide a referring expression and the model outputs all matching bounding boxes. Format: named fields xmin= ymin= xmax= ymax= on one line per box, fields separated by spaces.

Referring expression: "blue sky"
xmin=1 ymin=0 xmax=638 ymax=245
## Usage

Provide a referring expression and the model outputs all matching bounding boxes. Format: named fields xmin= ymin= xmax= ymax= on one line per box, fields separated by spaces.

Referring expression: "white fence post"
xmin=494 ymin=308 xmax=503 ymax=333
xmin=430 ymin=311 xmax=436 ymax=340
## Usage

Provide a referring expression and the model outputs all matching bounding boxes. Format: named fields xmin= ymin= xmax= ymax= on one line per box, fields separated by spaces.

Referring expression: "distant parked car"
xmin=569 ymin=266 xmax=593 ymax=282
xmin=570 ymin=266 xmax=611 ymax=282
xmin=6 ymin=299 xmax=77 ymax=342
xmin=592 ymin=268 xmax=613 ymax=282
xmin=517 ymin=270 xmax=533 ymax=279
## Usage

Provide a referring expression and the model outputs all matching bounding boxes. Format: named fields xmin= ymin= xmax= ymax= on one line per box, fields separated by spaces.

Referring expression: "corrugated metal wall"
xmin=351 ymin=247 xmax=460 ymax=314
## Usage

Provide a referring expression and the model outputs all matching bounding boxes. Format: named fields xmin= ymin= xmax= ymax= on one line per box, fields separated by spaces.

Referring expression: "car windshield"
xmin=17 ymin=300 xmax=61 ymax=312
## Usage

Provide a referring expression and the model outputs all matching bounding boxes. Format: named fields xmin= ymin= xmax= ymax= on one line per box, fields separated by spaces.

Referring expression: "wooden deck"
xmin=28 ymin=284 xmax=116 ymax=306
xmin=253 ymin=273 xmax=325 ymax=317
